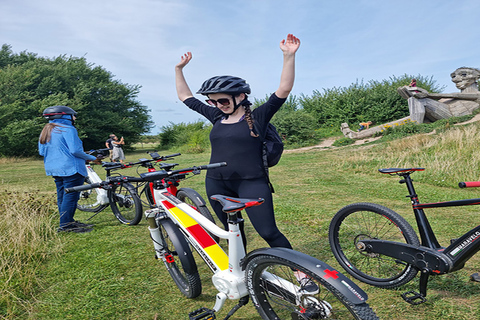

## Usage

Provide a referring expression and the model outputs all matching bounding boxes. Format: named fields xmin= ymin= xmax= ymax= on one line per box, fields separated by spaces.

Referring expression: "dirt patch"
xmin=455 ymin=113 xmax=480 ymax=126
xmin=284 ymin=136 xmax=382 ymax=154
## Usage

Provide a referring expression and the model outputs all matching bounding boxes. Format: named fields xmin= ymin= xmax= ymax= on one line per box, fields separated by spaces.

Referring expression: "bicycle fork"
xmin=145 ymin=208 xmax=166 ymax=257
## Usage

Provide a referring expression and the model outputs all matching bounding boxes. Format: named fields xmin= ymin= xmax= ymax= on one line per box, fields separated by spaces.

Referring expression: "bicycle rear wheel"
xmin=77 ymin=176 xmax=108 ymax=212
xmin=246 ymin=255 xmax=378 ymax=319
xmin=176 ymin=188 xmax=219 ymax=243
xmin=108 ymin=182 xmax=143 ymax=225
xmin=329 ymin=202 xmax=419 ymax=288
xmin=157 ymin=218 xmax=201 ymax=298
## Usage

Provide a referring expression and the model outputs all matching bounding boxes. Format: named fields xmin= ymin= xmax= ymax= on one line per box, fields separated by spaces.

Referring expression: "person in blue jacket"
xmin=39 ymin=105 xmax=98 ymax=233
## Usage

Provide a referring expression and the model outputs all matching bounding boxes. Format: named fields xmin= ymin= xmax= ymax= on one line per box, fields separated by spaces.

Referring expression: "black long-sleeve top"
xmin=183 ymin=93 xmax=286 ymax=180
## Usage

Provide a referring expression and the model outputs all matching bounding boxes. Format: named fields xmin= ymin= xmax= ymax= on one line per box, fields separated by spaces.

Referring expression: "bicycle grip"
xmin=65 ymin=182 xmax=102 ymax=193
xmin=164 ymin=152 xmax=181 ymax=158
xmin=199 ymin=162 xmax=227 ymax=170
xmin=459 ymin=181 xmax=480 ymax=188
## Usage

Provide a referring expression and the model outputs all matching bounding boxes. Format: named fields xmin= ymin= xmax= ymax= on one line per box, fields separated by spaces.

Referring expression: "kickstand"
xmin=222 ymin=296 xmax=249 ymax=320
xmin=87 ymin=211 xmax=101 ymax=221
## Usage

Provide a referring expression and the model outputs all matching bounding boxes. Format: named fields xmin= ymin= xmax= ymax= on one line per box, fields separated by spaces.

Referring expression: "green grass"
xmin=2 ymin=124 xmax=480 ymax=319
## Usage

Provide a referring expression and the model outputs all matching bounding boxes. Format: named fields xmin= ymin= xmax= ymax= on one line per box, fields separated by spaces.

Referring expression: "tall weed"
xmin=341 ymin=123 xmax=480 ymax=186
xmin=0 ymin=190 xmax=61 ymax=319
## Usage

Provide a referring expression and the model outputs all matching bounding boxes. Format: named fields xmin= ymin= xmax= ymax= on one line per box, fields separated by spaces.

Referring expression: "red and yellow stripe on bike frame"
xmin=161 ymin=199 xmax=229 ymax=271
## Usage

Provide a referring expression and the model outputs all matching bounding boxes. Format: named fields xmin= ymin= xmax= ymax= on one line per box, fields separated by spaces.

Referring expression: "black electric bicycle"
xmin=329 ymin=167 xmax=480 ymax=305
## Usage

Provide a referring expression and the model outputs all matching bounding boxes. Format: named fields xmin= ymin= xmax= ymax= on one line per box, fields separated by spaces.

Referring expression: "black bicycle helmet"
xmin=197 ymin=75 xmax=251 ymax=95
xmin=42 ymin=105 xmax=77 ymax=120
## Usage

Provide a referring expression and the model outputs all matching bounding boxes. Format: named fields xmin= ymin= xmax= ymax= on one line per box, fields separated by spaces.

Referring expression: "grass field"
xmin=2 ymin=123 xmax=480 ymax=319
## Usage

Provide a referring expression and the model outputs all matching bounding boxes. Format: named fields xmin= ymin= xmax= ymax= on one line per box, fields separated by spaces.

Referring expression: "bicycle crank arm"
xmin=358 ymin=239 xmax=452 ymax=274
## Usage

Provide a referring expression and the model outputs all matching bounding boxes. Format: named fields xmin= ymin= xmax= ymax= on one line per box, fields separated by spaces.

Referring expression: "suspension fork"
xmin=145 ymin=208 xmax=165 ymax=255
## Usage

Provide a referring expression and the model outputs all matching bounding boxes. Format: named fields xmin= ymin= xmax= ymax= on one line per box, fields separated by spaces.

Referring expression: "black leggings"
xmin=205 ymin=177 xmax=292 ymax=250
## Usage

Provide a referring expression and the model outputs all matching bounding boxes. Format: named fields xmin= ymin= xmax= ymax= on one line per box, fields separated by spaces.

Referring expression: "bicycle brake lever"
xmin=99 ymin=181 xmax=113 ymax=190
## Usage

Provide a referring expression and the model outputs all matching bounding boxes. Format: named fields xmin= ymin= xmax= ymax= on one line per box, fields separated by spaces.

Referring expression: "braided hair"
xmin=239 ymin=97 xmax=258 ymax=138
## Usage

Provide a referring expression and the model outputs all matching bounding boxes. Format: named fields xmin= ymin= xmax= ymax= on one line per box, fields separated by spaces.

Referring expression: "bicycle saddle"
xmin=379 ymin=168 xmax=425 ymax=174
xmin=210 ymin=195 xmax=264 ymax=213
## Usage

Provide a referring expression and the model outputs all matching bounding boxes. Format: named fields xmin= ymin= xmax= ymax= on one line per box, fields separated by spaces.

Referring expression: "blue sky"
xmin=2 ymin=0 xmax=479 ymax=133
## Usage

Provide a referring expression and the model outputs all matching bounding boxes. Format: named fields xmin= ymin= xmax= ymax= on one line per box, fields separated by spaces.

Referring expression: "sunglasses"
xmin=206 ymin=98 xmax=231 ymax=107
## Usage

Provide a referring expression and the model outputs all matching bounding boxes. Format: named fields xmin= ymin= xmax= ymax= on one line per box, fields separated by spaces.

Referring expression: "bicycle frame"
xmin=145 ymin=188 xmax=245 ymax=310
xmin=81 ymin=161 xmax=136 ymax=212
xmin=84 ymin=163 xmax=109 ymax=206
xmin=413 ymin=198 xmax=480 ymax=269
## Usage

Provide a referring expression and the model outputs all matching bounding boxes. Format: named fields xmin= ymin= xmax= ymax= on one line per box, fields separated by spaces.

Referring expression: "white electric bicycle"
xmin=67 ymin=162 xmax=378 ymax=319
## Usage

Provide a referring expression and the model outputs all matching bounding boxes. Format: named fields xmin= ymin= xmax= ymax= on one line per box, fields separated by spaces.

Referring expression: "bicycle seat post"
xmin=401 ymin=173 xmax=420 ymax=204
xmin=402 ymin=172 xmax=443 ymax=249
xmin=226 ymin=211 xmax=246 ymax=279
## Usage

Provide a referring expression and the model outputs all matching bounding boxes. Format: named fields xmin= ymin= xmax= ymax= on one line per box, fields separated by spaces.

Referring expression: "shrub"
xmin=272 ymin=110 xmax=319 ymax=146
xmin=158 ymin=121 xmax=211 ymax=152
xmin=253 ymin=95 xmax=320 ymax=147
xmin=301 ymin=74 xmax=444 ymax=128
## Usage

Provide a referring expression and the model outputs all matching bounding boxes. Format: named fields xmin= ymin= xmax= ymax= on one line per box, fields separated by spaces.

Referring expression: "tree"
xmin=253 ymin=95 xmax=319 ymax=146
xmin=0 ymin=44 xmax=153 ymax=157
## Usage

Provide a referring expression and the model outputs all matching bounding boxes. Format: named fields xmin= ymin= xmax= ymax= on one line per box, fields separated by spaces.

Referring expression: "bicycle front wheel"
xmin=157 ymin=218 xmax=201 ymax=298
xmin=246 ymin=255 xmax=378 ymax=319
xmin=108 ymin=182 xmax=143 ymax=225
xmin=77 ymin=176 xmax=108 ymax=212
xmin=329 ymin=202 xmax=419 ymax=288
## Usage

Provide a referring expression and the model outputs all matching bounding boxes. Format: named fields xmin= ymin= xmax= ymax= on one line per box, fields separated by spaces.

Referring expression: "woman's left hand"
xmin=279 ymin=34 xmax=300 ymax=55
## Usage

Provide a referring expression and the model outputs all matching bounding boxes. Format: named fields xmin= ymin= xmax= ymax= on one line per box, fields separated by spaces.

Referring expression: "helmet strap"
xmin=226 ymin=95 xmax=249 ymax=115
xmin=65 ymin=114 xmax=76 ymax=126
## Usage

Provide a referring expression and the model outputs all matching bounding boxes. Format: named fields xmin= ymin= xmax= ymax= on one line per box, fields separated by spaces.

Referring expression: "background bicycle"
xmin=77 ymin=150 xmax=192 ymax=225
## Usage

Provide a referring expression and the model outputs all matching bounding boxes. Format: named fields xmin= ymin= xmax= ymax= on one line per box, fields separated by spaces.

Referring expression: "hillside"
xmin=286 ymin=113 xmax=480 ymax=153
xmin=2 ymin=120 xmax=480 ymax=319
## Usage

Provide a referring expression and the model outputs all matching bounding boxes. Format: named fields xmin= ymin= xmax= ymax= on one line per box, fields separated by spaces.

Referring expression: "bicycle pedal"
xmin=189 ymin=307 xmax=216 ymax=320
xmin=401 ymin=291 xmax=427 ymax=305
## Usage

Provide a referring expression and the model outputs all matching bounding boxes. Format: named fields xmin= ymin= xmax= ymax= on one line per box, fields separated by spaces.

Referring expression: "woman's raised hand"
xmin=176 ymin=52 xmax=192 ymax=69
xmin=279 ymin=34 xmax=300 ymax=55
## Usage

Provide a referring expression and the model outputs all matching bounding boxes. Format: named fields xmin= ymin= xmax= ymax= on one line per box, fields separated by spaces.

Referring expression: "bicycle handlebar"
xmin=65 ymin=162 xmax=227 ymax=193
xmin=66 ymin=182 xmax=102 ymax=193
xmin=100 ymin=152 xmax=182 ymax=171
xmin=139 ymin=162 xmax=227 ymax=181
xmin=149 ymin=152 xmax=181 ymax=160
xmin=102 ymin=162 xmax=125 ymax=170
xmin=459 ymin=181 xmax=480 ymax=188
xmin=196 ymin=162 xmax=226 ymax=170
xmin=87 ymin=148 xmax=110 ymax=156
